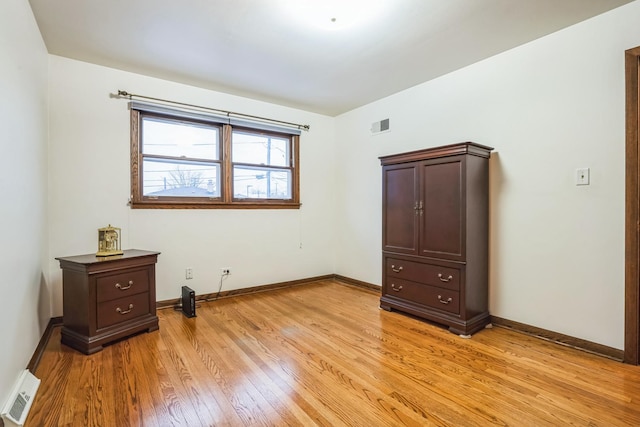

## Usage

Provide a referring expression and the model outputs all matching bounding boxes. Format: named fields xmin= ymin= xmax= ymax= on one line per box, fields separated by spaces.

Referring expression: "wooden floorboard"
xmin=26 ymin=279 xmax=640 ymax=426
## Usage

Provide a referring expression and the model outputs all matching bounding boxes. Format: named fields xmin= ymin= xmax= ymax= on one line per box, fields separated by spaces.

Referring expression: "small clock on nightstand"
xmin=96 ymin=224 xmax=123 ymax=257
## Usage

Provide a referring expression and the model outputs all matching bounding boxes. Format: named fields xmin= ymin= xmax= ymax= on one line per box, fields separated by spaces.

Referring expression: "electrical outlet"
xmin=221 ymin=268 xmax=231 ymax=275
xmin=186 ymin=268 xmax=193 ymax=279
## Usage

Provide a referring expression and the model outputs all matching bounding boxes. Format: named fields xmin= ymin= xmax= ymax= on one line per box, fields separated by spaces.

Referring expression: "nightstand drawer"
xmin=97 ymin=292 xmax=150 ymax=329
xmin=385 ymin=278 xmax=460 ymax=315
xmin=97 ymin=269 xmax=149 ymax=302
xmin=385 ymin=257 xmax=461 ymax=291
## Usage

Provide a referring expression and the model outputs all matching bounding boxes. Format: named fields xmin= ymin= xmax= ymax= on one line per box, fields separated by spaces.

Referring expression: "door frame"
xmin=625 ymin=46 xmax=640 ymax=364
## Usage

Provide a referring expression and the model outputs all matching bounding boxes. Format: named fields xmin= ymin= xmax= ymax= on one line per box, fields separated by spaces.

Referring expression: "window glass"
xmin=143 ymin=158 xmax=220 ymax=197
xmin=142 ymin=117 xmax=219 ymax=160
xmin=233 ymin=166 xmax=291 ymax=199
xmin=232 ymin=131 xmax=289 ymax=166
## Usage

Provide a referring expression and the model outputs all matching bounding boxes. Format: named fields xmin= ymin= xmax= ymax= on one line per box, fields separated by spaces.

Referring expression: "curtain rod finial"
xmin=117 ymin=90 xmax=130 ymax=98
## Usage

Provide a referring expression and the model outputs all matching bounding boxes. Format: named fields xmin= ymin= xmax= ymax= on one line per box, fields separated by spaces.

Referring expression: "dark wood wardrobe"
xmin=380 ymin=142 xmax=493 ymax=336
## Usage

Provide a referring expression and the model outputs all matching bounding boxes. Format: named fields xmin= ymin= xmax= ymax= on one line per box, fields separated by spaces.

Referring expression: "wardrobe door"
xmin=419 ymin=156 xmax=465 ymax=261
xmin=382 ymin=163 xmax=420 ymax=255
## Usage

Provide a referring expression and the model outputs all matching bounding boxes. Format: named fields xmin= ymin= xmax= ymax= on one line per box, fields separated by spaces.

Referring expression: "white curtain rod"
xmin=115 ymin=90 xmax=310 ymax=131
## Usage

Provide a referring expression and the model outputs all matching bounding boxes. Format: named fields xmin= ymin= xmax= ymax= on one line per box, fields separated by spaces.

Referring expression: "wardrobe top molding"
xmin=379 ymin=142 xmax=494 ymax=165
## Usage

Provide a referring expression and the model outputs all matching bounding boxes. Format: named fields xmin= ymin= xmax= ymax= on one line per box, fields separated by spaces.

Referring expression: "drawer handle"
xmin=391 ymin=283 xmax=403 ymax=292
xmin=438 ymin=273 xmax=453 ymax=282
xmin=391 ymin=265 xmax=403 ymax=273
xmin=115 ymin=280 xmax=134 ymax=290
xmin=116 ymin=304 xmax=134 ymax=315
xmin=438 ymin=295 xmax=452 ymax=305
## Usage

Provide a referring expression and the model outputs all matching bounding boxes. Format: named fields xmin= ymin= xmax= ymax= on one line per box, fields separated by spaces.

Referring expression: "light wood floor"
xmin=26 ymin=280 xmax=640 ymax=426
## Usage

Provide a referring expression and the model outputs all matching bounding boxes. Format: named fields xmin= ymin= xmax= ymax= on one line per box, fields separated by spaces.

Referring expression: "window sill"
xmin=130 ymin=201 xmax=301 ymax=210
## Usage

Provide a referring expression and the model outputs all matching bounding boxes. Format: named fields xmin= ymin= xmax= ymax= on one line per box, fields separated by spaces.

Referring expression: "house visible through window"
xmin=129 ymin=103 xmax=300 ymax=209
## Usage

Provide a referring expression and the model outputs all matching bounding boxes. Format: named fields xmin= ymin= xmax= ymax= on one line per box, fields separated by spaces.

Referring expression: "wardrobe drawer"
xmin=96 ymin=269 xmax=150 ymax=302
xmin=385 ymin=278 xmax=460 ymax=315
xmin=385 ymin=257 xmax=461 ymax=291
xmin=97 ymin=292 xmax=150 ymax=329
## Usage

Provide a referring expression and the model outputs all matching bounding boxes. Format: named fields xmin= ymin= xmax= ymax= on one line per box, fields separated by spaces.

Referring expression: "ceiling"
xmin=29 ymin=0 xmax=632 ymax=116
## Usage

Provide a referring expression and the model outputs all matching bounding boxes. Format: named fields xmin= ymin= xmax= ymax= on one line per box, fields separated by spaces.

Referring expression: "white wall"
xmin=0 ymin=0 xmax=49 ymax=404
xmin=335 ymin=1 xmax=640 ymax=350
xmin=47 ymin=56 xmax=336 ymax=313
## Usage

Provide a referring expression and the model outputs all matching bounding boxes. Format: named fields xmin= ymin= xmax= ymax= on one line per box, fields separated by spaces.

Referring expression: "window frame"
xmin=231 ymin=126 xmax=296 ymax=202
xmin=130 ymin=107 xmax=300 ymax=209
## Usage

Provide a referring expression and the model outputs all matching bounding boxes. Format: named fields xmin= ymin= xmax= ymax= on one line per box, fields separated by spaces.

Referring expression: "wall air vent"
xmin=1 ymin=369 xmax=40 ymax=427
xmin=371 ymin=118 xmax=390 ymax=135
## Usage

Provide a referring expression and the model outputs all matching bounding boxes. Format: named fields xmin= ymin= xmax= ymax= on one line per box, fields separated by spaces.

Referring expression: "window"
xmin=232 ymin=130 xmax=292 ymax=199
xmin=140 ymin=115 xmax=221 ymax=198
xmin=130 ymin=104 xmax=300 ymax=209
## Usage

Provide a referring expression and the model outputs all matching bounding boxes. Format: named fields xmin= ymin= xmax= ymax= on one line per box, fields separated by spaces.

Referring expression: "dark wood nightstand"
xmin=56 ymin=249 xmax=160 ymax=354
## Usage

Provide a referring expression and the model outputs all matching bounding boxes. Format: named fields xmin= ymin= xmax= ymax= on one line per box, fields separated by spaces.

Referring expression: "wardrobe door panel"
xmin=420 ymin=158 xmax=464 ymax=261
xmin=383 ymin=163 xmax=419 ymax=254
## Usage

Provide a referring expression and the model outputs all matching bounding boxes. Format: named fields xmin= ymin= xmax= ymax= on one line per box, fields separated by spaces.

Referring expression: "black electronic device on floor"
xmin=181 ymin=285 xmax=196 ymax=318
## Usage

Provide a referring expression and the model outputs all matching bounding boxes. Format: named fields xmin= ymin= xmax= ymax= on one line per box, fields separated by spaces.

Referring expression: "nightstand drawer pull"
xmin=116 ymin=304 xmax=134 ymax=315
xmin=115 ymin=280 xmax=133 ymax=290
xmin=391 ymin=265 xmax=403 ymax=273
xmin=438 ymin=273 xmax=453 ymax=282
xmin=438 ymin=295 xmax=452 ymax=304
xmin=391 ymin=283 xmax=403 ymax=292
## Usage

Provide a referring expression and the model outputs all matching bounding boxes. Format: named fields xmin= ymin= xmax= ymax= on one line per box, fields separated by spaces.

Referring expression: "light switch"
xmin=576 ymin=168 xmax=590 ymax=186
